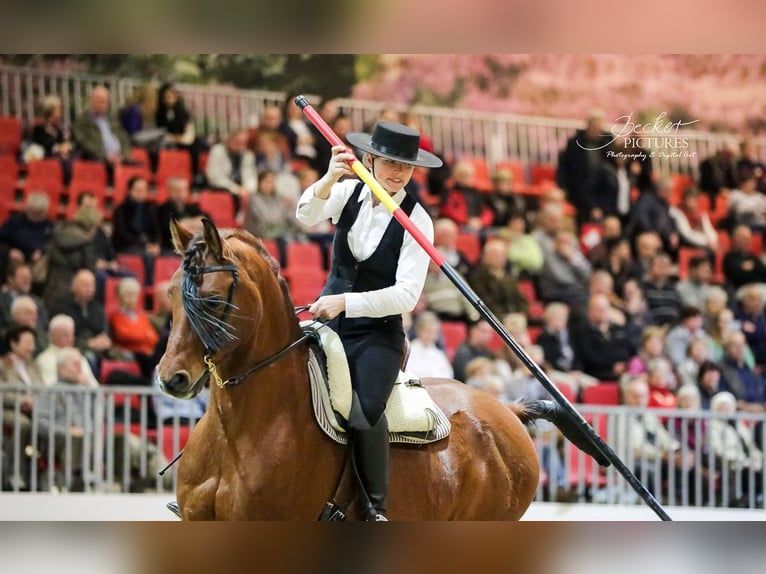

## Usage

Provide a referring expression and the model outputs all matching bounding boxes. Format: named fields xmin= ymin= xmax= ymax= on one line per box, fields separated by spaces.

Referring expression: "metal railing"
xmin=2 ymin=382 xmax=766 ymax=511
xmin=3 ymin=64 xmax=764 ymax=179
xmin=1 ymin=384 xmax=197 ymax=494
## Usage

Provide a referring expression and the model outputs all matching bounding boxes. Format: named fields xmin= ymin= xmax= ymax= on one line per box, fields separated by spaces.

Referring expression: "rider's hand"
xmin=309 ymin=294 xmax=346 ymax=321
xmin=327 ymin=146 xmax=356 ymax=182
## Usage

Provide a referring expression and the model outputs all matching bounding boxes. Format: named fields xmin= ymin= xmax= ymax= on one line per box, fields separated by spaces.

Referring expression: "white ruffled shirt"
xmin=296 ymin=179 xmax=433 ymax=318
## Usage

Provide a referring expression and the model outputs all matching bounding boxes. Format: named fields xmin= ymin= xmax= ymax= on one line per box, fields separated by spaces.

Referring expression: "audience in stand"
xmin=405 ymin=311 xmax=454 ymax=379
xmin=669 ymin=188 xmax=719 ymax=253
xmin=157 ymin=176 xmax=204 ymax=252
xmin=719 ymin=330 xmax=766 ymax=414
xmin=440 ymin=160 xmax=494 ymax=232
xmin=467 ymin=239 xmax=528 ymax=318
xmin=452 ymin=320 xmax=495 ymax=382
xmin=72 ymin=86 xmax=131 ymax=173
xmin=205 ymin=130 xmax=257 ymax=212
xmin=723 ymin=225 xmax=766 ymax=289
xmin=35 ymin=314 xmax=98 ymax=388
xmin=31 ymin=95 xmax=74 ymax=182
xmin=699 ymin=145 xmax=739 ymax=201
xmin=0 ymin=192 xmax=54 ymax=266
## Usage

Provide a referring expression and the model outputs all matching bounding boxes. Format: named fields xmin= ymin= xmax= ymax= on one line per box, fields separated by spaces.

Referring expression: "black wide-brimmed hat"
xmin=346 ymin=121 xmax=443 ymax=168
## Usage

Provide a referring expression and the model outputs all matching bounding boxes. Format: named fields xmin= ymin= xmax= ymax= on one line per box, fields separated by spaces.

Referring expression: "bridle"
xmin=180 ymin=243 xmax=316 ymax=389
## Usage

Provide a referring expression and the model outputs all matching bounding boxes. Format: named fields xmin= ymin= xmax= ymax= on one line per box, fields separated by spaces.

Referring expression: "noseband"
xmin=180 ymin=243 xmax=313 ymax=389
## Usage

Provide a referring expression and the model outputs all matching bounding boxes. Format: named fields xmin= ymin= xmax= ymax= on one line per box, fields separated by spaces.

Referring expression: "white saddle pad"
xmin=301 ymin=321 xmax=450 ymax=445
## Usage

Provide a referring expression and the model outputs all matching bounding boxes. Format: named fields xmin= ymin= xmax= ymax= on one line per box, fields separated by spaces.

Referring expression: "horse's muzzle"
xmin=158 ymin=370 xmax=207 ymax=399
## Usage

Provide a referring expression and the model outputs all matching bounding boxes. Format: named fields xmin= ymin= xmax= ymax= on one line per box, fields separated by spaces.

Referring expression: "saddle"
xmin=301 ymin=321 xmax=451 ymax=445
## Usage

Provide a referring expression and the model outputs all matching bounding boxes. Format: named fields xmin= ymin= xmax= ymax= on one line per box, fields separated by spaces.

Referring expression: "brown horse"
xmin=157 ymin=219 xmax=599 ymax=520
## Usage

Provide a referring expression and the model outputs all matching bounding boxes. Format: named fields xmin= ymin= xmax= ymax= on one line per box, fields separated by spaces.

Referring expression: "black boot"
xmin=350 ymin=415 xmax=390 ymax=521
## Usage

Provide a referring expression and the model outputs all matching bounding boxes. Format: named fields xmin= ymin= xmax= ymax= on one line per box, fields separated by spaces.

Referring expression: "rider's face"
xmin=368 ymin=155 xmax=414 ymax=195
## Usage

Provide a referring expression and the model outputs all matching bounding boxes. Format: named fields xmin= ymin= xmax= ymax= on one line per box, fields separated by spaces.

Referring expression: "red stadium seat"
xmin=0 ymin=116 xmax=22 ymax=155
xmin=0 ymin=175 xmax=17 ymax=207
xmin=117 ymin=253 xmax=147 ymax=285
xmin=154 ymin=255 xmax=182 ymax=285
xmin=288 ymin=268 xmax=327 ymax=306
xmin=494 ymin=160 xmax=526 ymax=186
xmin=581 ymin=383 xmax=620 ymax=406
xmin=456 ymin=232 xmax=481 ymax=265
xmin=66 ymin=179 xmax=106 ymax=219
xmin=677 ymin=247 xmax=707 ymax=281
xmin=100 ymin=359 xmax=141 ymax=382
xmin=283 ymin=241 xmax=324 ymax=280
xmin=129 ymin=147 xmax=151 ymax=170
xmin=530 ymin=163 xmax=556 ymax=186
xmin=26 ymin=158 xmax=63 ymax=183
xmin=21 ymin=176 xmax=64 ymax=217
xmin=156 ymin=149 xmax=192 ymax=186
xmin=440 ymin=321 xmax=467 ymax=362
xmin=71 ymin=160 xmax=107 ymax=186
xmin=197 ymin=191 xmax=236 ymax=228
xmin=461 ymin=156 xmax=493 ymax=191
xmin=0 ymin=155 xmax=19 ymax=179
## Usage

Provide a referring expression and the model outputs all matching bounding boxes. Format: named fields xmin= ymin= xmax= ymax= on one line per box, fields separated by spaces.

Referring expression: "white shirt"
xmin=296 ymin=179 xmax=434 ymax=318
xmin=406 ymin=339 xmax=453 ymax=379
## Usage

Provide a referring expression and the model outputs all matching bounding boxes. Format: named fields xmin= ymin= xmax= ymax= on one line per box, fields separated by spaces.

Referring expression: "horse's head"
xmin=157 ymin=217 xmax=294 ymax=399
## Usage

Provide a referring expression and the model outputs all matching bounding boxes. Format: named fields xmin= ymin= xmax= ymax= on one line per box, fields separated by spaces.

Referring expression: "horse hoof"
xmin=166 ymin=501 xmax=182 ymax=519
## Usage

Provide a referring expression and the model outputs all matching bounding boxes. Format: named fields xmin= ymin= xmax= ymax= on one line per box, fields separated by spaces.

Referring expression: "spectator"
xmin=619 ymin=278 xmax=651 ymax=352
xmin=118 ymin=83 xmax=157 ymax=138
xmin=406 ymin=311 xmax=454 ymax=379
xmin=205 ymin=130 xmax=257 ymax=211
xmin=697 ymin=360 xmax=722 ymax=410
xmin=666 ymin=306 xmax=709 ymax=367
xmin=467 ymin=239 xmax=528 ymax=318
xmin=538 ymin=230 xmax=590 ymax=312
xmin=627 ymin=326 xmax=675 ymax=384
xmin=735 ymin=285 xmax=766 ymax=368
xmin=0 ymin=261 xmax=49 ymax=334
xmin=440 ymin=160 xmax=494 ymax=232
xmin=699 ymin=145 xmax=738 ymax=201
xmin=422 ymin=259 xmax=480 ymax=324
xmin=728 ymin=171 xmax=766 ymax=233
xmin=149 ymin=281 xmax=172 ymax=337
xmin=707 ymin=307 xmax=755 ymax=369
xmin=108 ymin=277 xmax=159 ymax=369
xmin=31 ymin=95 xmax=73 ymax=182
xmin=0 ymin=192 xmax=54 ymax=265
xmin=0 ymin=325 xmax=45 ymax=490
xmin=74 ymin=192 xmax=121 ymax=284
xmin=676 ymin=255 xmax=714 ymax=311
xmin=626 ymin=177 xmax=678 ymax=255
xmin=36 ymin=348 xmax=95 ymax=492
xmin=600 ymin=237 xmax=636 ymax=295
xmin=432 ymin=218 xmax=472 ymax=276
xmin=719 ymin=330 xmax=766 ymax=413
xmin=722 ymin=225 xmax=766 ymax=289
xmin=111 ymin=175 xmax=161 ymax=283
xmin=672 ymin=384 xmax=707 ymax=456
xmin=642 ymin=253 xmax=681 ymax=327
xmin=531 ymin=203 xmax=567 ymax=258
xmin=51 ymin=270 xmax=111 ymax=369
xmin=629 ymin=231 xmax=662 ymax=283
xmin=571 ymin=294 xmax=633 ymax=382
xmin=669 ymin=188 xmax=719 ymax=253
xmin=677 ymin=336 xmax=712 ymax=389
xmin=157 ymin=176 xmax=205 ymax=252
xmin=498 ymin=213 xmax=544 ymax=277
xmin=487 ymin=168 xmax=526 ymax=228
xmin=703 ymin=286 xmax=730 ymax=333
xmin=7 ymin=295 xmax=48 ymax=355
xmin=243 ymin=170 xmax=303 ymax=241
xmin=41 ymin=205 xmax=101 ymax=312
xmin=280 ymin=95 xmax=317 ymax=164
xmin=35 ymin=314 xmax=99 ymax=388
xmin=709 ymin=391 xmax=763 ymax=506
xmin=645 ymin=359 xmax=678 ymax=409
xmin=155 ymin=83 xmax=196 ymax=149
xmin=587 ymin=215 xmax=623 ymax=268
xmin=736 ymin=138 xmax=766 ymax=194
xmin=580 ymin=143 xmax=632 ymax=226
xmin=622 ymin=377 xmax=697 ymax=502
xmin=587 ymin=270 xmax=627 ymax=325
xmin=556 ymin=109 xmax=607 ymax=214
xmin=494 ymin=312 xmax=531 ymax=375
xmin=72 ymin=86 xmax=131 ymax=170
xmin=452 ymin=319 xmax=495 ymax=382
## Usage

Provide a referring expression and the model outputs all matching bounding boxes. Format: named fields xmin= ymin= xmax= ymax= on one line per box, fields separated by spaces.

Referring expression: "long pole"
xmin=297 ymin=95 xmax=672 ymax=521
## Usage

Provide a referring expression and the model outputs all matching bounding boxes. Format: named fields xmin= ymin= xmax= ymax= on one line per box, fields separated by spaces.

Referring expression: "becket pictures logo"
xmin=578 ymin=111 xmax=700 ymax=160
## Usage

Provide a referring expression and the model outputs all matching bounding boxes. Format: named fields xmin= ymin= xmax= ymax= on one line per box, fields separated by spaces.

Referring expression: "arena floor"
xmin=0 ymin=494 xmax=762 ymax=521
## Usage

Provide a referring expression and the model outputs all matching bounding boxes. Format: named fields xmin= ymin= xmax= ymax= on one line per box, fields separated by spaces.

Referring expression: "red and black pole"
xmin=296 ymin=95 xmax=671 ymax=521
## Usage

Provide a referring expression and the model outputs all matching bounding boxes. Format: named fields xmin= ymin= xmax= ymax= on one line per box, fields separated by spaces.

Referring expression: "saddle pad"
xmin=302 ymin=323 xmax=451 ymax=445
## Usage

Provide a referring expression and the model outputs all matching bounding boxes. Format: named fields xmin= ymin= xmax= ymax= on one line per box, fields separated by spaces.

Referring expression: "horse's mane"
xmin=224 ymin=229 xmax=301 ymax=335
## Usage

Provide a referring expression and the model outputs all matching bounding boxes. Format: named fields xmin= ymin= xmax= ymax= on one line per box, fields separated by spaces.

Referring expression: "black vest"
xmin=322 ymin=182 xmax=417 ymax=334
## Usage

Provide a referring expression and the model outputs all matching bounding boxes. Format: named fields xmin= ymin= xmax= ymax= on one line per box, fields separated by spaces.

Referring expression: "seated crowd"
xmin=1 ymin=89 xmax=766 ymax=502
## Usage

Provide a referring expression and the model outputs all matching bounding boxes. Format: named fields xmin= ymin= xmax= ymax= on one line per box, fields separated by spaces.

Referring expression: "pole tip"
xmin=294 ymin=95 xmax=310 ymax=110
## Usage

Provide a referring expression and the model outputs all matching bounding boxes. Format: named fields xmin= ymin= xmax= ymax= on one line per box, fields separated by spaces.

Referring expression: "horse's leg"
xmin=176 ymin=417 xmax=220 ymax=520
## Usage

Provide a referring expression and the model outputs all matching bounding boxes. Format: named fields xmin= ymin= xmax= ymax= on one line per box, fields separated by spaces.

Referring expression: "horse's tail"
xmin=510 ymin=400 xmax=611 ymax=467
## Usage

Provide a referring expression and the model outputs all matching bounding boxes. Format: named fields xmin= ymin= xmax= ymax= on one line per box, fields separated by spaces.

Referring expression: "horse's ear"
xmin=202 ymin=217 xmax=225 ymax=262
xmin=170 ymin=219 xmax=193 ymax=254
